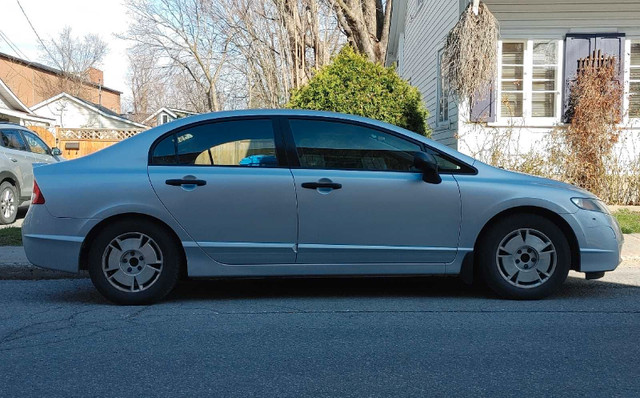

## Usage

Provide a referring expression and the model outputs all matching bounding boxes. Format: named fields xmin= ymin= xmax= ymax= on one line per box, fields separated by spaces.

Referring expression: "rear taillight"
xmin=32 ymin=180 xmax=45 ymax=205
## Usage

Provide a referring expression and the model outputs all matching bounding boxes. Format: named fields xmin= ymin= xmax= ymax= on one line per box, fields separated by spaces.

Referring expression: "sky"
xmin=0 ymin=0 xmax=132 ymax=98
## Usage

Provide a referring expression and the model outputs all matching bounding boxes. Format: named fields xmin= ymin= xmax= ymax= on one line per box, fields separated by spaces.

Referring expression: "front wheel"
xmin=478 ymin=214 xmax=571 ymax=300
xmin=88 ymin=219 xmax=182 ymax=305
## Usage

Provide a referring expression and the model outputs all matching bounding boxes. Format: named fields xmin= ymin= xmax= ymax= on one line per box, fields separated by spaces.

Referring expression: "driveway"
xmin=0 ymin=263 xmax=638 ymax=397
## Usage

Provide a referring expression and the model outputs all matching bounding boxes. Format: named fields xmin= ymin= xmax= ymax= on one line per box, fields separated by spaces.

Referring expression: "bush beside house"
xmin=287 ymin=46 xmax=430 ymax=136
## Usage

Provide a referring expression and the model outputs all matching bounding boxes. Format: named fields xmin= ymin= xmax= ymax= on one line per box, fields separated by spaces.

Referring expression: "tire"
xmin=88 ymin=219 xmax=182 ymax=305
xmin=0 ymin=182 xmax=18 ymax=225
xmin=477 ymin=213 xmax=571 ymax=300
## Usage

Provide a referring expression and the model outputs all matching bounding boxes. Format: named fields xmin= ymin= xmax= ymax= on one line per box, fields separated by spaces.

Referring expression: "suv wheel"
xmin=0 ymin=182 xmax=18 ymax=225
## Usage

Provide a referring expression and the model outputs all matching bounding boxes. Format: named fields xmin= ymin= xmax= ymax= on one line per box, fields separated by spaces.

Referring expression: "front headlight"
xmin=571 ymin=197 xmax=610 ymax=214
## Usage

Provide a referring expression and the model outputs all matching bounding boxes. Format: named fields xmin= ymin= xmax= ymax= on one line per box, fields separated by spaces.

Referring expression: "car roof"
xmin=157 ymin=109 xmax=476 ymax=165
xmin=0 ymin=122 xmax=29 ymax=130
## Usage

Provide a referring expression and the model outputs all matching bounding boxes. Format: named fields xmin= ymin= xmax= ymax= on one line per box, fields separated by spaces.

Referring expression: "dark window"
xmin=288 ymin=119 xmax=421 ymax=172
xmin=424 ymin=148 xmax=465 ymax=172
xmin=22 ymin=131 xmax=51 ymax=155
xmin=0 ymin=130 xmax=27 ymax=151
xmin=151 ymin=119 xmax=279 ymax=167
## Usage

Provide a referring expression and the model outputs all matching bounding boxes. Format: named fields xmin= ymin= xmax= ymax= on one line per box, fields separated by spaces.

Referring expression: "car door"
xmin=21 ymin=130 xmax=57 ymax=164
xmin=284 ymin=117 xmax=462 ymax=265
xmin=0 ymin=129 xmax=33 ymax=198
xmin=148 ymin=117 xmax=298 ymax=265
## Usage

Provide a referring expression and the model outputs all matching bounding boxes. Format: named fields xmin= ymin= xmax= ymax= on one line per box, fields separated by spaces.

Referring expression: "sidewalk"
xmin=1 ymin=234 xmax=639 ymax=280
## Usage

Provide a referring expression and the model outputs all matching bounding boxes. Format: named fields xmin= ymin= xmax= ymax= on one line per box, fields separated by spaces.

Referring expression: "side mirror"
xmin=414 ymin=152 xmax=442 ymax=184
xmin=51 ymin=147 xmax=62 ymax=156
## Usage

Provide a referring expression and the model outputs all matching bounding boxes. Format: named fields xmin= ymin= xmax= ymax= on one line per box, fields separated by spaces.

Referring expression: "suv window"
xmin=22 ymin=131 xmax=51 ymax=155
xmin=0 ymin=130 xmax=27 ymax=151
xmin=288 ymin=119 xmax=421 ymax=171
xmin=151 ymin=119 xmax=279 ymax=167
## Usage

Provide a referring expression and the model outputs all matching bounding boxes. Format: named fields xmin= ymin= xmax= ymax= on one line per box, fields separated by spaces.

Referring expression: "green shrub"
xmin=287 ymin=46 xmax=430 ymax=136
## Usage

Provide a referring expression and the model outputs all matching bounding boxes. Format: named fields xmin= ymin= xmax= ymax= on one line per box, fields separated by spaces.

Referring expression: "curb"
xmin=0 ymin=263 xmax=88 ymax=280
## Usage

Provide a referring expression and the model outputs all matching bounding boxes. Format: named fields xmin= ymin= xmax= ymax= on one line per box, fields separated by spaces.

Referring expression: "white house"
xmin=31 ymin=92 xmax=147 ymax=130
xmin=0 ymin=78 xmax=52 ymax=126
xmin=386 ymin=0 xmax=640 ymax=159
xmin=142 ymin=107 xmax=197 ymax=128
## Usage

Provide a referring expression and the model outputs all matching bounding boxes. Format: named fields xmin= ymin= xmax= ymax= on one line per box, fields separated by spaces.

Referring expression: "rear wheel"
xmin=478 ymin=214 xmax=571 ymax=299
xmin=0 ymin=182 xmax=18 ymax=225
xmin=88 ymin=219 xmax=182 ymax=305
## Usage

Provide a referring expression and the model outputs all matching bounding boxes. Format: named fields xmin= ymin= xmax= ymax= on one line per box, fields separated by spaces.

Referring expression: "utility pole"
xmin=472 ymin=0 xmax=480 ymax=15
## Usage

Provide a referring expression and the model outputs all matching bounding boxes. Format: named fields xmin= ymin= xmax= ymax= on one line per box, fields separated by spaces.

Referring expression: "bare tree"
xmin=38 ymin=26 xmax=109 ymax=97
xmin=124 ymin=0 xmax=231 ymax=112
xmin=40 ymin=26 xmax=108 ymax=76
xmin=330 ymin=0 xmax=393 ymax=63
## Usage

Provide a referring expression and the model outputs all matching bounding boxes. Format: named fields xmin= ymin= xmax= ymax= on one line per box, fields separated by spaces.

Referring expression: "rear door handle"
xmin=9 ymin=158 xmax=18 ymax=163
xmin=301 ymin=182 xmax=342 ymax=190
xmin=165 ymin=179 xmax=207 ymax=187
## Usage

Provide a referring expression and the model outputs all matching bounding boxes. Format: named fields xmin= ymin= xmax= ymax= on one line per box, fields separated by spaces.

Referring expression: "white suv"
xmin=0 ymin=123 xmax=63 ymax=224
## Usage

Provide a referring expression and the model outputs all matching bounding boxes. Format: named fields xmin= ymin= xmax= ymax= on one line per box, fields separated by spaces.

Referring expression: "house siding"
xmin=400 ymin=0 xmax=461 ymax=147
xmin=484 ymin=0 xmax=640 ymax=37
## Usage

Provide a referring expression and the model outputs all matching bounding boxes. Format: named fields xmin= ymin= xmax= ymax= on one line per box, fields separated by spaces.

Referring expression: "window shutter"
xmin=563 ymin=34 xmax=625 ymax=121
xmin=596 ymin=34 xmax=626 ymax=118
xmin=563 ymin=34 xmax=595 ymax=121
xmin=469 ymin=81 xmax=496 ymax=123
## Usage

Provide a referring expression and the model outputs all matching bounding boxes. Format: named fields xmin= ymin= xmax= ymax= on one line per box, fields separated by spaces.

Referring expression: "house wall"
xmin=33 ymin=99 xmax=139 ymax=129
xmin=398 ymin=0 xmax=461 ymax=147
xmin=0 ymin=57 xmax=121 ymax=113
xmin=456 ymin=0 xmax=640 ymax=161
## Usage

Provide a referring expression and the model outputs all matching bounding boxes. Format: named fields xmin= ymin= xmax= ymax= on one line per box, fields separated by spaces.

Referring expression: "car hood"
xmin=478 ymin=162 xmax=597 ymax=198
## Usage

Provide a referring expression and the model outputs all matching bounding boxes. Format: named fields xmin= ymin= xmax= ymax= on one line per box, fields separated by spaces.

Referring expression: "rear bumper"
xmin=22 ymin=205 xmax=97 ymax=273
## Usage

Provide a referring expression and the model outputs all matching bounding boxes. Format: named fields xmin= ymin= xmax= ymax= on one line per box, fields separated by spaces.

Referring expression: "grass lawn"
xmin=613 ymin=209 xmax=640 ymax=234
xmin=0 ymin=227 xmax=22 ymax=246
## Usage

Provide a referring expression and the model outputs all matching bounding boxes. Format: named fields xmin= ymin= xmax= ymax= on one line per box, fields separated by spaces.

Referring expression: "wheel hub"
xmin=514 ymin=246 xmax=539 ymax=271
xmin=120 ymin=249 xmax=146 ymax=275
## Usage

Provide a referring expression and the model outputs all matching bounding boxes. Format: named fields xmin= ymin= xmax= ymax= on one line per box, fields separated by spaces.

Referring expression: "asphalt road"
xmin=1 ymin=265 xmax=639 ymax=398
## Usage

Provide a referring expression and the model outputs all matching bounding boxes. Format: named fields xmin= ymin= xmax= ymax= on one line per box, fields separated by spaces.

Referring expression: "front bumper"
xmin=564 ymin=209 xmax=624 ymax=273
xmin=22 ymin=204 xmax=98 ymax=273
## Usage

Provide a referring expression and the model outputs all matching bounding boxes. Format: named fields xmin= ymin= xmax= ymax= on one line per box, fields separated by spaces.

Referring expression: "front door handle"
xmin=9 ymin=158 xmax=18 ymax=163
xmin=165 ymin=179 xmax=207 ymax=187
xmin=301 ymin=182 xmax=342 ymax=190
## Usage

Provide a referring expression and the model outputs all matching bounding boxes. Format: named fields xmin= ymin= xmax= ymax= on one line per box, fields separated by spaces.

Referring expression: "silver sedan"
xmin=22 ymin=110 xmax=624 ymax=304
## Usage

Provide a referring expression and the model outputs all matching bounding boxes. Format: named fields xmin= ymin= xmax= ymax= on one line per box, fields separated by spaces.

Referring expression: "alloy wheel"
xmin=101 ymin=232 xmax=164 ymax=292
xmin=495 ymin=228 xmax=557 ymax=288
xmin=0 ymin=187 xmax=16 ymax=221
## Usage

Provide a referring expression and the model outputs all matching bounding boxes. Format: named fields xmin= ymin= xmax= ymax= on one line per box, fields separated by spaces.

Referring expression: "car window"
xmin=0 ymin=130 xmax=27 ymax=151
xmin=424 ymin=148 xmax=464 ymax=172
xmin=288 ymin=119 xmax=421 ymax=172
xmin=151 ymin=119 xmax=280 ymax=167
xmin=22 ymin=131 xmax=51 ymax=155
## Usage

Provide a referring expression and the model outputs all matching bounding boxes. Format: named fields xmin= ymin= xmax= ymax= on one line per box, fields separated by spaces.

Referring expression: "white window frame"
xmin=495 ymin=39 xmax=563 ymax=126
xmin=161 ymin=114 xmax=169 ymax=124
xmin=625 ymin=39 xmax=640 ymax=125
xmin=436 ymin=49 xmax=449 ymax=126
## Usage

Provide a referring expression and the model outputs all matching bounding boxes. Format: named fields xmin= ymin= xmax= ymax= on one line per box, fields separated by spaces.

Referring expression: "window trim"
xmin=281 ymin=116 xmax=477 ymax=175
xmin=626 ymin=39 xmax=640 ymax=122
xmin=436 ymin=49 xmax=450 ymax=126
xmin=496 ymin=39 xmax=563 ymax=125
xmin=148 ymin=116 xmax=288 ymax=168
